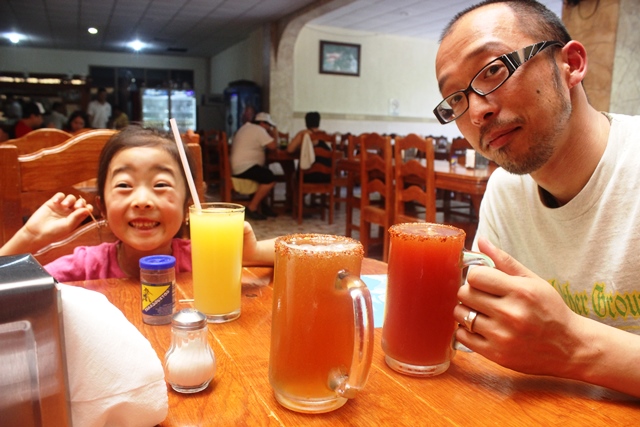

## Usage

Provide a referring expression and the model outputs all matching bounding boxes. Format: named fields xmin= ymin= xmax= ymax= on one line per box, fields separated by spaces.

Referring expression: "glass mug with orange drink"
xmin=382 ymin=223 xmax=494 ymax=376
xmin=189 ymin=202 xmax=245 ymax=323
xmin=269 ymin=234 xmax=374 ymax=413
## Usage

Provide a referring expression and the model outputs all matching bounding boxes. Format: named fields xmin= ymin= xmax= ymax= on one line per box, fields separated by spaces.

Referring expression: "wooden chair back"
xmin=394 ymin=134 xmax=436 ymax=224
xmin=450 ymin=137 xmax=472 ymax=166
xmin=341 ymin=133 xmax=362 ymax=238
xmin=202 ymin=129 xmax=224 ymax=193
xmin=2 ymin=128 xmax=72 ymax=155
xmin=359 ymin=133 xmax=394 ymax=261
xmin=0 ymin=129 xmax=117 ymax=245
xmin=295 ymin=141 xmax=336 ymax=224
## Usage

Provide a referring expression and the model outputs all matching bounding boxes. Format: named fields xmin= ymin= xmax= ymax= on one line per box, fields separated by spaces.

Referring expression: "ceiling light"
xmin=5 ymin=32 xmax=23 ymax=44
xmin=88 ymin=27 xmax=98 ymax=35
xmin=128 ymin=40 xmax=145 ymax=51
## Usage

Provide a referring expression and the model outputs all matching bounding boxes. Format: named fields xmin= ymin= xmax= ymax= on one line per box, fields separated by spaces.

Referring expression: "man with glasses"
xmin=435 ymin=0 xmax=640 ymax=397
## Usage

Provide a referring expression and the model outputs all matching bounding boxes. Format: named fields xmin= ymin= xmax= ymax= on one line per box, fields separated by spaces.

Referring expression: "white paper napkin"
xmin=58 ymin=284 xmax=168 ymax=427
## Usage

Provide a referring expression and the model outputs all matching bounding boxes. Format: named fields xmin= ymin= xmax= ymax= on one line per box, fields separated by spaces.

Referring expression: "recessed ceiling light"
xmin=128 ymin=40 xmax=145 ymax=51
xmin=5 ymin=32 xmax=23 ymax=44
xmin=88 ymin=27 xmax=98 ymax=35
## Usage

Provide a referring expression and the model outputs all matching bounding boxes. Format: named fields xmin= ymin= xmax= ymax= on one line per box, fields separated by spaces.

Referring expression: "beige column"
xmin=562 ymin=0 xmax=620 ymax=112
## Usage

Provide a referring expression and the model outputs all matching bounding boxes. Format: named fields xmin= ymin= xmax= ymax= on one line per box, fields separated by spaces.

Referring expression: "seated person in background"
xmin=109 ymin=105 xmax=129 ymax=130
xmin=47 ymin=102 xmax=67 ymax=130
xmin=230 ymin=112 xmax=278 ymax=220
xmin=65 ymin=110 xmax=92 ymax=134
xmin=287 ymin=111 xmax=332 ymax=183
xmin=12 ymin=101 xmax=44 ymax=138
xmin=0 ymin=126 xmax=275 ymax=282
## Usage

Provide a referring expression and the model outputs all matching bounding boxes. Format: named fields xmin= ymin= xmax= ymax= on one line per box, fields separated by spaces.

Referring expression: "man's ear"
xmin=563 ymin=40 xmax=588 ymax=89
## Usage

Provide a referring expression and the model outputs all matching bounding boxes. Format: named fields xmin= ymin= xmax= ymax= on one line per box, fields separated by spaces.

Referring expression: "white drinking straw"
xmin=169 ymin=118 xmax=202 ymax=212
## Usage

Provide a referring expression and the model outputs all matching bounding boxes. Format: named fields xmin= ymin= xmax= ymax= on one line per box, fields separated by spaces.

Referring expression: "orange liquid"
xmin=382 ymin=224 xmax=465 ymax=366
xmin=269 ymin=235 xmax=363 ymax=401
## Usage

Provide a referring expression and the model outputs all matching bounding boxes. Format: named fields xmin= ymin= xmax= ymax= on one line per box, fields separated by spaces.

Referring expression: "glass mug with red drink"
xmin=269 ymin=234 xmax=374 ymax=413
xmin=382 ymin=223 xmax=494 ymax=377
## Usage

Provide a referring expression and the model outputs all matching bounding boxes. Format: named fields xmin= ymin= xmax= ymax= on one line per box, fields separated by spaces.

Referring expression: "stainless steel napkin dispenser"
xmin=0 ymin=254 xmax=72 ymax=427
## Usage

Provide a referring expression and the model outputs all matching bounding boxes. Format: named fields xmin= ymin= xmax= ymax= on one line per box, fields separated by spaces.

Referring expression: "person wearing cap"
xmin=230 ymin=112 xmax=278 ymax=220
xmin=12 ymin=101 xmax=44 ymax=138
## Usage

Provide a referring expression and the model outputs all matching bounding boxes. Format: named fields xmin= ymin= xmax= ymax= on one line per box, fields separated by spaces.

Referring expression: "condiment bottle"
xmin=164 ymin=308 xmax=216 ymax=393
xmin=140 ymin=255 xmax=176 ymax=325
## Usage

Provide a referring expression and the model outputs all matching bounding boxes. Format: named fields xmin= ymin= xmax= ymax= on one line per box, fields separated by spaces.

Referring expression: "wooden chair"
xmin=294 ymin=141 xmax=336 ymax=224
xmin=2 ymin=128 xmax=72 ymax=155
xmin=359 ymin=133 xmax=394 ymax=261
xmin=201 ymin=129 xmax=224 ymax=195
xmin=446 ymin=137 xmax=475 ymax=219
xmin=394 ymin=134 xmax=436 ymax=224
xmin=343 ymin=133 xmax=362 ymax=238
xmin=217 ymin=135 xmax=255 ymax=206
xmin=0 ymin=129 xmax=117 ymax=246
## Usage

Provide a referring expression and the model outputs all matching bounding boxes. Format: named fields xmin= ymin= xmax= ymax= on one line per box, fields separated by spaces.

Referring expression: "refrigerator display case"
xmin=142 ymin=89 xmax=196 ymax=132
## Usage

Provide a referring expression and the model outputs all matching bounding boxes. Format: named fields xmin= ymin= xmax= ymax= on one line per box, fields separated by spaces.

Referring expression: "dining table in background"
xmin=68 ymin=259 xmax=639 ymax=426
xmin=336 ymin=158 xmax=496 ymax=217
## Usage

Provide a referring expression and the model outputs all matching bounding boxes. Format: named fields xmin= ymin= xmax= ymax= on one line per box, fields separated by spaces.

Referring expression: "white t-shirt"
xmin=230 ymin=122 xmax=274 ymax=175
xmin=87 ymin=100 xmax=112 ymax=129
xmin=475 ymin=113 xmax=640 ymax=333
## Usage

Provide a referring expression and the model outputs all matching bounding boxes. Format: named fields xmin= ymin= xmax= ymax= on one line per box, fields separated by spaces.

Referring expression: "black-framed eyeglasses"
xmin=433 ymin=40 xmax=564 ymax=124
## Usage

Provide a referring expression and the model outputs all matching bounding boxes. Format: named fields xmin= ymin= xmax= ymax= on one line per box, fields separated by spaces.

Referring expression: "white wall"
xmin=209 ymin=28 xmax=267 ymax=94
xmin=290 ymin=25 xmax=461 ymax=139
xmin=0 ymin=46 xmax=208 ymax=97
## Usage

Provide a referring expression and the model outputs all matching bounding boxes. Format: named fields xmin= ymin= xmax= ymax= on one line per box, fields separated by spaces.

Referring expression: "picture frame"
xmin=319 ymin=41 xmax=361 ymax=76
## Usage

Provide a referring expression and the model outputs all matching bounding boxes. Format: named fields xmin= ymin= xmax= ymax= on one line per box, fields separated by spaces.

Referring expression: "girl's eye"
xmin=155 ymin=182 xmax=171 ymax=188
xmin=115 ymin=182 xmax=130 ymax=189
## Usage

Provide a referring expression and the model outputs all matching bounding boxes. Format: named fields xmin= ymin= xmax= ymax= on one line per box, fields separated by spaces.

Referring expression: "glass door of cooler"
xmin=142 ymin=89 xmax=169 ymax=130
xmin=170 ymin=90 xmax=197 ymax=133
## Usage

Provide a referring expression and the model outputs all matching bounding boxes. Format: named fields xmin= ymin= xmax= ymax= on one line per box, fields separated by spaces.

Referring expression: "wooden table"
xmin=69 ymin=259 xmax=638 ymax=426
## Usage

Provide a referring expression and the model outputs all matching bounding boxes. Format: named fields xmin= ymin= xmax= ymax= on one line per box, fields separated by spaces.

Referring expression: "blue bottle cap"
xmin=139 ymin=255 xmax=176 ymax=270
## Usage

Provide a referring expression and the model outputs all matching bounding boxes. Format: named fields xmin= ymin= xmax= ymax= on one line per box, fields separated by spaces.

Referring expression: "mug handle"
xmin=328 ymin=270 xmax=374 ymax=399
xmin=453 ymin=250 xmax=495 ymax=353
xmin=461 ymin=249 xmax=495 ymax=269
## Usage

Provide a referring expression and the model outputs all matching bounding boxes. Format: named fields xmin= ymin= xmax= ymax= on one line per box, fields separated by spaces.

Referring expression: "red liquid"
xmin=382 ymin=224 xmax=465 ymax=366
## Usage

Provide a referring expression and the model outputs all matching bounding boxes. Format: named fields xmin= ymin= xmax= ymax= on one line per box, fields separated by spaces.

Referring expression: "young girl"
xmin=0 ymin=126 xmax=275 ymax=282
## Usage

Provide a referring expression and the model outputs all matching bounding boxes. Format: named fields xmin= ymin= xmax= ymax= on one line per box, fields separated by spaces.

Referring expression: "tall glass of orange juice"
xmin=189 ymin=202 xmax=244 ymax=323
xmin=269 ymin=234 xmax=374 ymax=413
xmin=382 ymin=223 xmax=494 ymax=376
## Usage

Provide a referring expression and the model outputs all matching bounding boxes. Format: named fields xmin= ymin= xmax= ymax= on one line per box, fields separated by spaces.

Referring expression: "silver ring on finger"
xmin=463 ymin=309 xmax=478 ymax=333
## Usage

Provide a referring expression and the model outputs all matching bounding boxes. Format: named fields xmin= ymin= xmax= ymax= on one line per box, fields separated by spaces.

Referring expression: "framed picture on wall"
xmin=319 ymin=41 xmax=361 ymax=76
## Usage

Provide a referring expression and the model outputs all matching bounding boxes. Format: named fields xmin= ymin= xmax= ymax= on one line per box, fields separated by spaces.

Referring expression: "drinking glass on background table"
xmin=269 ymin=234 xmax=374 ymax=413
xmin=382 ymin=223 xmax=494 ymax=377
xmin=189 ymin=202 xmax=245 ymax=323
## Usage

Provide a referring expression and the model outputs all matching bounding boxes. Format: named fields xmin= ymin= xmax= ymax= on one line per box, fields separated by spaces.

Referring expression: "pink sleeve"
xmin=44 ymin=242 xmax=125 ymax=282
xmin=172 ymin=239 xmax=192 ymax=274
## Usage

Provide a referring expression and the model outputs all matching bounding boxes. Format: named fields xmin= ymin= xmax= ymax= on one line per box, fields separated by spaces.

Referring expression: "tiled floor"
xmin=205 ymin=182 xmax=478 ymax=260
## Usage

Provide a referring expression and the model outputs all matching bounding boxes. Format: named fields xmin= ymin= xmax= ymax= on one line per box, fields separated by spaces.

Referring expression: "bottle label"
xmin=142 ymin=281 xmax=174 ymax=316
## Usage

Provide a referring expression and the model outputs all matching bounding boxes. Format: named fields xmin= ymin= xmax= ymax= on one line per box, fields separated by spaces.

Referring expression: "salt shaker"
xmin=140 ymin=255 xmax=176 ymax=325
xmin=164 ymin=308 xmax=216 ymax=393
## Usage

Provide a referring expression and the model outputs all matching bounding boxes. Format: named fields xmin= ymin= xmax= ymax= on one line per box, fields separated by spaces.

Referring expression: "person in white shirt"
xmin=230 ymin=112 xmax=278 ymax=220
xmin=87 ymin=87 xmax=112 ymax=129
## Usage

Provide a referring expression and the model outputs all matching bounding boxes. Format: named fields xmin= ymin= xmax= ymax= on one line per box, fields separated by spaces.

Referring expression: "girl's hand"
xmin=0 ymin=193 xmax=94 ymax=256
